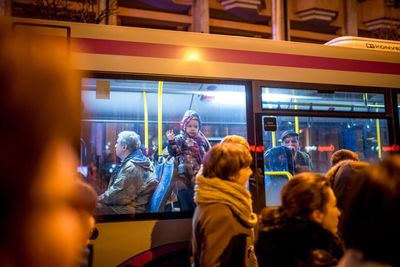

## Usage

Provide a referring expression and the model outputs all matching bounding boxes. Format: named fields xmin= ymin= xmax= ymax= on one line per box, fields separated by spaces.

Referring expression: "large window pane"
xmin=261 ymin=116 xmax=389 ymax=206
xmin=262 ymin=116 xmax=390 ymax=173
xmin=80 ymin=78 xmax=247 ymax=215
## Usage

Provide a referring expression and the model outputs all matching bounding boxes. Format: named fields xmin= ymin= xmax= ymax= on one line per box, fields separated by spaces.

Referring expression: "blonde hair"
xmin=220 ymin=135 xmax=250 ymax=149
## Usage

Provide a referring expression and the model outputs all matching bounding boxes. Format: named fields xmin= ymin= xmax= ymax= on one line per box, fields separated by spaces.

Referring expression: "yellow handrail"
xmin=264 ymin=171 xmax=293 ymax=179
xmin=294 ymin=98 xmax=299 ymax=134
xmin=143 ymin=91 xmax=148 ymax=149
xmin=375 ymin=101 xmax=382 ymax=159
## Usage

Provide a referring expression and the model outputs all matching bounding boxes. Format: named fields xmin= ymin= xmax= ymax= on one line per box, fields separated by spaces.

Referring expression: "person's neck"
xmin=120 ymin=151 xmax=131 ymax=161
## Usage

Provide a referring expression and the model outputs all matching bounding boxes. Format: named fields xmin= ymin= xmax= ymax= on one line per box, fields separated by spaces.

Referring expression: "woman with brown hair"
xmin=256 ymin=173 xmax=343 ymax=267
xmin=191 ymin=142 xmax=258 ymax=267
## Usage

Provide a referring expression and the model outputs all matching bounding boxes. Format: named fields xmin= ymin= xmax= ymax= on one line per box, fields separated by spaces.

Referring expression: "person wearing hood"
xmin=192 ymin=142 xmax=258 ymax=267
xmin=97 ymin=131 xmax=158 ymax=214
xmin=166 ymin=110 xmax=211 ymax=211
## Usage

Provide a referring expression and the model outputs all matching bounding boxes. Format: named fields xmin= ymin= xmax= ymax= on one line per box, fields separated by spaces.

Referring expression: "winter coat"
xmin=256 ymin=209 xmax=343 ymax=267
xmin=191 ymin=175 xmax=258 ymax=267
xmin=98 ymin=149 xmax=158 ymax=214
xmin=192 ymin=203 xmax=257 ymax=267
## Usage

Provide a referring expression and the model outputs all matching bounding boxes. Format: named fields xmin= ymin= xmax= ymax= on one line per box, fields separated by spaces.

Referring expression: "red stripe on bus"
xmin=117 ymin=241 xmax=189 ymax=266
xmin=72 ymin=38 xmax=400 ymax=75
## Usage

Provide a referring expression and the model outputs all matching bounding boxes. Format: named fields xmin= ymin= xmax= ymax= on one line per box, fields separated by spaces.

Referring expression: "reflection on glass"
xmin=79 ymin=78 xmax=247 ymax=215
xmin=261 ymin=87 xmax=385 ymax=113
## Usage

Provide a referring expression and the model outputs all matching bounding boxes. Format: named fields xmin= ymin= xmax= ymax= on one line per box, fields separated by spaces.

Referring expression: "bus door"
xmin=253 ymin=84 xmax=394 ymax=210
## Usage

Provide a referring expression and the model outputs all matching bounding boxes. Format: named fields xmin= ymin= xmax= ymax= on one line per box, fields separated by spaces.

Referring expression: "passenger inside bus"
xmin=166 ymin=110 xmax=211 ymax=211
xmin=280 ymin=130 xmax=312 ymax=173
xmin=97 ymin=131 xmax=158 ymax=214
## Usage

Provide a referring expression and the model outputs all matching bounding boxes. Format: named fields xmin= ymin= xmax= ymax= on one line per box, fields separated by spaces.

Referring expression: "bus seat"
xmin=154 ymin=156 xmax=166 ymax=181
xmin=149 ymin=157 xmax=175 ymax=213
xmin=264 ymin=146 xmax=295 ymax=175
xmin=264 ymin=146 xmax=295 ymax=206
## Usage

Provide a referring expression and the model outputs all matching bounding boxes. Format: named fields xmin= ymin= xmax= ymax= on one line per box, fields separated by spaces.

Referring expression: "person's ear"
xmin=309 ymin=209 xmax=324 ymax=224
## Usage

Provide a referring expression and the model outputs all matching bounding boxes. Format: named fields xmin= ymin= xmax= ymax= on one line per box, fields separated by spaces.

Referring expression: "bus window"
xmin=262 ymin=116 xmax=390 ymax=173
xmin=261 ymin=87 xmax=385 ymax=113
xmin=79 ymin=77 xmax=248 ymax=216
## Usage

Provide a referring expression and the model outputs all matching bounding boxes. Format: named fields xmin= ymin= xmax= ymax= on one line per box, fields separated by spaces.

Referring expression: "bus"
xmin=5 ymin=17 xmax=400 ymax=267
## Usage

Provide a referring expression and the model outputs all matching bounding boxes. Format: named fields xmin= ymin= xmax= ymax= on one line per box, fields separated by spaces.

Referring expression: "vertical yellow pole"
xmin=157 ymin=81 xmax=163 ymax=156
xmin=272 ymin=132 xmax=276 ymax=147
xmin=376 ymin=119 xmax=382 ymax=159
xmin=375 ymin=101 xmax=382 ymax=159
xmin=143 ymin=91 xmax=148 ymax=149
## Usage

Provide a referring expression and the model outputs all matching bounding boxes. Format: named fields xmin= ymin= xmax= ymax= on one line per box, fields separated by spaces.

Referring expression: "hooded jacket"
xmin=98 ymin=149 xmax=158 ymax=214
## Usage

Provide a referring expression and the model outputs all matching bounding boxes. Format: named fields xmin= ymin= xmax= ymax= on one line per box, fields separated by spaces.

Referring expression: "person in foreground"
xmin=338 ymin=155 xmax=400 ymax=267
xmin=330 ymin=149 xmax=359 ymax=167
xmin=256 ymin=173 xmax=343 ymax=267
xmin=0 ymin=22 xmax=86 ymax=267
xmin=325 ymin=160 xmax=370 ymax=239
xmin=191 ymin=143 xmax=258 ymax=267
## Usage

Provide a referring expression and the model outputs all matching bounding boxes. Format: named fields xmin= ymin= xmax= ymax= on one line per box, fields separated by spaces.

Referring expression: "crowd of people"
xmin=2 ymin=19 xmax=400 ymax=267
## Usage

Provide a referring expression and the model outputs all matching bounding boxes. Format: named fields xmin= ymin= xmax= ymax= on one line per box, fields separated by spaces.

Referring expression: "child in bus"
xmin=166 ymin=110 xmax=211 ymax=211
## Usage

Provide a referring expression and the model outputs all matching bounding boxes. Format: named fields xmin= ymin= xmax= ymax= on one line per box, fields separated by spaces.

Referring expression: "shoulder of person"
xmin=303 ymin=248 xmax=339 ymax=267
xmin=299 ymin=151 xmax=311 ymax=159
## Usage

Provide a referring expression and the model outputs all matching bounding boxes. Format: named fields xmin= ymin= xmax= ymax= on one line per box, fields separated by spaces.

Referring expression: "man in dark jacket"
xmin=281 ymin=130 xmax=312 ymax=174
xmin=97 ymin=131 xmax=158 ymax=214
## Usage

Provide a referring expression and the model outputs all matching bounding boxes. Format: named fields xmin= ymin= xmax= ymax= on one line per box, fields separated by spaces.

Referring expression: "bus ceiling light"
xmin=202 ymin=91 xmax=245 ymax=105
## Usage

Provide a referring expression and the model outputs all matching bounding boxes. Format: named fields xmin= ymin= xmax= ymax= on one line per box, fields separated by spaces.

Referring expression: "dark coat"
xmin=256 ymin=210 xmax=343 ymax=267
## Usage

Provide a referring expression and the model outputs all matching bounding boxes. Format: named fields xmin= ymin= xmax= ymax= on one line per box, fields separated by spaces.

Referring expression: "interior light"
xmin=201 ymin=91 xmax=245 ymax=105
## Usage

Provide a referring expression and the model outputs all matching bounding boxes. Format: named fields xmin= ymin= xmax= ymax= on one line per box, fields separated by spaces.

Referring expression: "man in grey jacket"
xmin=97 ymin=131 xmax=158 ymax=214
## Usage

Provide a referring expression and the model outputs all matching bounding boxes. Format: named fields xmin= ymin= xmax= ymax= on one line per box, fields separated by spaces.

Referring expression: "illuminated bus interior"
xmin=80 ymin=77 xmax=248 ymax=215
